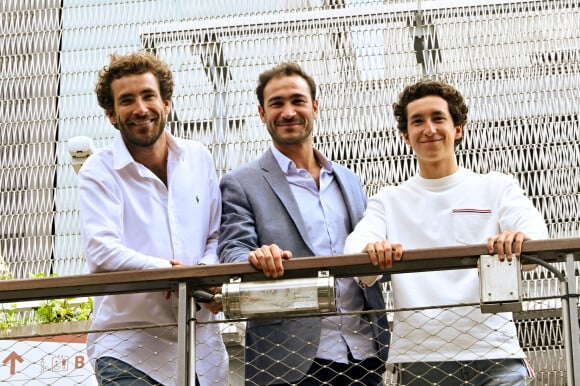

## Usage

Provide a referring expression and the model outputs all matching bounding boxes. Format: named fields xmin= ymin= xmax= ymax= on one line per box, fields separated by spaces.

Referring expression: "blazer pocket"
xmin=452 ymin=208 xmax=492 ymax=245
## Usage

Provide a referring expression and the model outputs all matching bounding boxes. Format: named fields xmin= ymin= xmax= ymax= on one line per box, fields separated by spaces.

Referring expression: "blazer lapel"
xmin=259 ymin=150 xmax=316 ymax=254
xmin=332 ymin=165 xmax=366 ymax=228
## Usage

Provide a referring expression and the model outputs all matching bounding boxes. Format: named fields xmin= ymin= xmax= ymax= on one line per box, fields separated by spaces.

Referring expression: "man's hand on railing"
xmin=163 ymin=259 xmax=186 ymax=299
xmin=364 ymin=240 xmax=404 ymax=270
xmin=248 ymin=244 xmax=293 ymax=278
xmin=487 ymin=231 xmax=529 ymax=261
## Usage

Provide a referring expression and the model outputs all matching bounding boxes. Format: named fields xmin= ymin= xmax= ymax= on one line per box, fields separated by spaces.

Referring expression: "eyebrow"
xmin=409 ymin=109 xmax=447 ymax=119
xmin=267 ymin=93 xmax=308 ymax=103
xmin=117 ymin=87 xmax=157 ymax=100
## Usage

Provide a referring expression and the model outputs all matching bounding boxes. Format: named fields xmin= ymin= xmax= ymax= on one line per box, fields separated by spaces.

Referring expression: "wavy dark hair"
xmin=256 ymin=62 xmax=316 ymax=108
xmin=95 ymin=51 xmax=174 ymax=114
xmin=393 ymin=79 xmax=468 ymax=147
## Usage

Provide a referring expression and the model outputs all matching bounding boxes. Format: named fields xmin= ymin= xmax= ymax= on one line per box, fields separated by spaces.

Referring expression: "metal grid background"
xmin=1 ymin=0 xmax=579 ymax=276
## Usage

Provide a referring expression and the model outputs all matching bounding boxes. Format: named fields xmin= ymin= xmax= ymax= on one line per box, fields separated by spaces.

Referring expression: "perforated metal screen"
xmin=1 ymin=0 xmax=578 ymax=277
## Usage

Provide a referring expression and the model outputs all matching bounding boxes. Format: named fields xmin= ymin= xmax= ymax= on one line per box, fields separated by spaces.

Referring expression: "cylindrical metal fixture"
xmin=222 ymin=272 xmax=335 ymax=319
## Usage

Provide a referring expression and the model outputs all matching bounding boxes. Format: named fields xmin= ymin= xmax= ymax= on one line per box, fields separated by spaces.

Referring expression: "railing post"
xmin=177 ymin=281 xmax=196 ymax=386
xmin=563 ymin=253 xmax=580 ymax=386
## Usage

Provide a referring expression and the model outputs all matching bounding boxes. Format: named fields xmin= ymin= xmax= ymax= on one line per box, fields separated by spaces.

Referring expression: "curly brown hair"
xmin=95 ymin=51 xmax=174 ymax=114
xmin=256 ymin=62 xmax=316 ymax=108
xmin=393 ymin=79 xmax=468 ymax=147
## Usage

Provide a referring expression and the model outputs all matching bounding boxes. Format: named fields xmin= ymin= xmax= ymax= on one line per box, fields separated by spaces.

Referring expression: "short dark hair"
xmin=256 ymin=62 xmax=316 ymax=107
xmin=393 ymin=79 xmax=468 ymax=146
xmin=95 ymin=51 xmax=174 ymax=114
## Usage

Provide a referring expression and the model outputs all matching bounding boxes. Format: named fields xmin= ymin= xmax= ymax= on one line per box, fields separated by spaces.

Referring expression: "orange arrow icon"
xmin=3 ymin=351 xmax=24 ymax=375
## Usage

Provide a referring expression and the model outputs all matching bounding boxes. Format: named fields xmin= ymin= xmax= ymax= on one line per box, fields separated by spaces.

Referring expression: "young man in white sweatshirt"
xmin=344 ymin=79 xmax=548 ymax=385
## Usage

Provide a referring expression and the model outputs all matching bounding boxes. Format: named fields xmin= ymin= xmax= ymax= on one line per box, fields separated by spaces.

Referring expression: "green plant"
xmin=0 ymin=271 xmax=23 ymax=331
xmin=30 ymin=273 xmax=93 ymax=324
xmin=0 ymin=304 xmax=27 ymax=332
xmin=0 ymin=272 xmax=93 ymax=331
xmin=33 ymin=297 xmax=93 ymax=324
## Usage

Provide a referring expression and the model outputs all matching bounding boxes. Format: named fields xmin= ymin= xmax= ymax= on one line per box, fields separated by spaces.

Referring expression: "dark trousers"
xmin=396 ymin=359 xmax=528 ymax=386
xmin=279 ymin=354 xmax=385 ymax=386
xmin=95 ymin=356 xmax=200 ymax=386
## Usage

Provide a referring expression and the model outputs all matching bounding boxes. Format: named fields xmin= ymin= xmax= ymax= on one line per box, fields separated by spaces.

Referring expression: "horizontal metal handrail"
xmin=1 ymin=238 xmax=579 ymax=303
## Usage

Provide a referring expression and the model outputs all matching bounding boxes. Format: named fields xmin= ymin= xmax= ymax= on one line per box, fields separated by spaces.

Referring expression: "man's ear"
xmin=258 ymin=104 xmax=266 ymax=123
xmin=455 ymin=124 xmax=463 ymax=140
xmin=107 ymin=110 xmax=116 ymax=126
xmin=402 ymin=132 xmax=410 ymax=145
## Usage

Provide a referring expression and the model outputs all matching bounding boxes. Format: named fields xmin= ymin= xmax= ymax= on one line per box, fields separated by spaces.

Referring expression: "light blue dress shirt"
xmin=271 ymin=146 xmax=376 ymax=363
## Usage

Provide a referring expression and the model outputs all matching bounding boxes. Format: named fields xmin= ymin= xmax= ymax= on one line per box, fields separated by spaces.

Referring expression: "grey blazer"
xmin=218 ymin=149 xmax=389 ymax=385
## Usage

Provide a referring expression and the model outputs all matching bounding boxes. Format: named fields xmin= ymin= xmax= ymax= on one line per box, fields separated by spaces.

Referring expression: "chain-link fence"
xmin=1 ymin=242 xmax=577 ymax=385
xmin=0 ymin=307 xmax=569 ymax=385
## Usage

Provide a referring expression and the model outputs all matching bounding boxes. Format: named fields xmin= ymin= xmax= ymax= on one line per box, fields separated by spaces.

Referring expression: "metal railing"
xmin=1 ymin=238 xmax=579 ymax=385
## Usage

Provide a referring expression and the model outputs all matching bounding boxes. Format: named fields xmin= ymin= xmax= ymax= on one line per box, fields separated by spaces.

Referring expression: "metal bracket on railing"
xmin=479 ymin=254 xmax=523 ymax=313
xmin=220 ymin=271 xmax=336 ymax=319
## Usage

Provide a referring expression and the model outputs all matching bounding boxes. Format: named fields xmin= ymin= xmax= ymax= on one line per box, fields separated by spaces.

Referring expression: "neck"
xmin=419 ymin=161 xmax=459 ymax=179
xmin=274 ymin=140 xmax=317 ymax=169
xmin=127 ymin=133 xmax=169 ymax=185
xmin=275 ymin=142 xmax=322 ymax=188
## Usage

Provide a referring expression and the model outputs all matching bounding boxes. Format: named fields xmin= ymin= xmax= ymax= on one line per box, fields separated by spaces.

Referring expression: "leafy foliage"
xmin=0 ymin=304 xmax=27 ymax=332
xmin=33 ymin=297 xmax=93 ymax=324
xmin=0 ymin=272 xmax=93 ymax=331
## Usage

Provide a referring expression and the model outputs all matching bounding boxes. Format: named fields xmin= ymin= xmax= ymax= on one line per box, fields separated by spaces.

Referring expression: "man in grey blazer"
xmin=218 ymin=62 xmax=388 ymax=385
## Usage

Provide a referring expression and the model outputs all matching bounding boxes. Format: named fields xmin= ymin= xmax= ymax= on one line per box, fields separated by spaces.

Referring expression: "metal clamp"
xmin=479 ymin=254 xmax=523 ymax=313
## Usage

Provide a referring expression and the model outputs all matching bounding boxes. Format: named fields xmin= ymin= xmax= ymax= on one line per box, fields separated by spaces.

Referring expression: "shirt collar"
xmin=112 ymin=129 xmax=183 ymax=170
xmin=270 ymin=145 xmax=333 ymax=175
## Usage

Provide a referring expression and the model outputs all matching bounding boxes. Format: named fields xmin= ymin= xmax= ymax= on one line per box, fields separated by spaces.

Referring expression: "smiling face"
xmin=108 ymin=72 xmax=170 ymax=150
xmin=403 ymin=95 xmax=462 ymax=178
xmin=258 ymin=74 xmax=318 ymax=149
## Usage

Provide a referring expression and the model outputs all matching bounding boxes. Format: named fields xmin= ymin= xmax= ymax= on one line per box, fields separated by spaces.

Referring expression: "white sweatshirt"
xmin=345 ymin=167 xmax=548 ymax=363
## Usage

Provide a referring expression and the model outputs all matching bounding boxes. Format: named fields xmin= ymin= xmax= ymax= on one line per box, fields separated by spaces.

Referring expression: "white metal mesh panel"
xmin=0 ymin=0 xmax=61 ymax=278
xmin=2 ymin=0 xmax=576 ymax=273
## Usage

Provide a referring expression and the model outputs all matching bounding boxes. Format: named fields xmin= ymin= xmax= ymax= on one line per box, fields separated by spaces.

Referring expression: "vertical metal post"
xmin=563 ymin=253 xmax=580 ymax=386
xmin=177 ymin=281 xmax=197 ymax=386
xmin=190 ymin=292 xmax=197 ymax=386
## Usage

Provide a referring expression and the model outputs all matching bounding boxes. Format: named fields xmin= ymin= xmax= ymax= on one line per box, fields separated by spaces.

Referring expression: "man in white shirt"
xmin=345 ymin=79 xmax=548 ymax=385
xmin=78 ymin=51 xmax=228 ymax=386
xmin=218 ymin=62 xmax=388 ymax=385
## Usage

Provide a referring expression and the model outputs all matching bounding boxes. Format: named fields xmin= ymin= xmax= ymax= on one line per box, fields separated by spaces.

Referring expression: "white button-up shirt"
xmin=78 ymin=130 xmax=227 ymax=385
